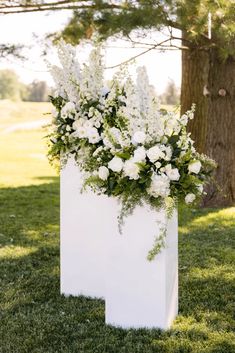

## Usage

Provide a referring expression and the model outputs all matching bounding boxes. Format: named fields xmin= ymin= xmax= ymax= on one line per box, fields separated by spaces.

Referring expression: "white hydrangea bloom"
xmin=148 ymin=173 xmax=170 ymax=198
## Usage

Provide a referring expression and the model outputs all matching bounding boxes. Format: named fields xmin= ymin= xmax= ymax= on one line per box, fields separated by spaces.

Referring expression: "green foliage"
xmin=58 ymin=0 xmax=235 ymax=58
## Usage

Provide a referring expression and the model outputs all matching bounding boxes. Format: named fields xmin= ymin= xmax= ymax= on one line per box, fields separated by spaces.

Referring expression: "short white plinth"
xmin=105 ymin=206 xmax=178 ymax=330
xmin=60 ymin=157 xmax=116 ymax=298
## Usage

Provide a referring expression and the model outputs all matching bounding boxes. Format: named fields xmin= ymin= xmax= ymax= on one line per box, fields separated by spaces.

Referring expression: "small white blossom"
xmin=185 ymin=193 xmax=196 ymax=204
xmin=108 ymin=157 xmax=123 ymax=172
xmin=188 ymin=160 xmax=202 ymax=174
xmin=98 ymin=166 xmax=109 ymax=180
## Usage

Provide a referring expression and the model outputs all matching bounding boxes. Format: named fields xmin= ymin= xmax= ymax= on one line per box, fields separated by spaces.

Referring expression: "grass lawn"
xmin=0 ymin=102 xmax=235 ymax=353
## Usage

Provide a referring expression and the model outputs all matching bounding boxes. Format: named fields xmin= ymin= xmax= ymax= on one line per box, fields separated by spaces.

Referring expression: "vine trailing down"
xmin=47 ymin=42 xmax=216 ymax=260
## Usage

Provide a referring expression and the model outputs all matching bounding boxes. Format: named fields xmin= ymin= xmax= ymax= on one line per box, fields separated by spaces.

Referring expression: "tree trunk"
xmin=181 ymin=44 xmax=209 ymax=153
xmin=181 ymin=39 xmax=235 ymax=207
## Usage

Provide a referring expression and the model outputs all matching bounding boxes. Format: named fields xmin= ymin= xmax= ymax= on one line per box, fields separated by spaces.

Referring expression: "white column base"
xmin=60 ymin=157 xmax=116 ymax=299
xmin=105 ymin=206 xmax=178 ymax=330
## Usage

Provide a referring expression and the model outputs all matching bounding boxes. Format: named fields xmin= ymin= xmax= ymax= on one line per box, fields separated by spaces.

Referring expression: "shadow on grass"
xmin=0 ymin=181 xmax=235 ymax=353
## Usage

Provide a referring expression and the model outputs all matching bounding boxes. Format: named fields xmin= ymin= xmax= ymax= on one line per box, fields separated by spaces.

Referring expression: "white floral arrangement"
xmin=47 ymin=42 xmax=216 ymax=260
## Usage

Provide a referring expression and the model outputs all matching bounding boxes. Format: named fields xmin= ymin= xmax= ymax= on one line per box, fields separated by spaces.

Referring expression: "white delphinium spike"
xmin=80 ymin=47 xmax=104 ymax=100
xmin=48 ymin=43 xmax=80 ymax=103
xmin=136 ymin=66 xmax=152 ymax=116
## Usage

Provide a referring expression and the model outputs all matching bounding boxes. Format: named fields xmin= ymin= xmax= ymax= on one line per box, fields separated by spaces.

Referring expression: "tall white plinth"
xmin=105 ymin=206 xmax=178 ymax=329
xmin=60 ymin=157 xmax=116 ymax=298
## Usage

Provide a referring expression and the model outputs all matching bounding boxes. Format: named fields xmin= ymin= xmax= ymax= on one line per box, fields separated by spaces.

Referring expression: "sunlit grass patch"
xmin=0 ymin=102 xmax=234 ymax=352
xmin=0 ymin=245 xmax=37 ymax=259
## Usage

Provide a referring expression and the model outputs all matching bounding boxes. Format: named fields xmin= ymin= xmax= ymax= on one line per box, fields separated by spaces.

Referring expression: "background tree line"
xmin=0 ymin=69 xmax=180 ymax=104
xmin=0 ymin=69 xmax=50 ymax=102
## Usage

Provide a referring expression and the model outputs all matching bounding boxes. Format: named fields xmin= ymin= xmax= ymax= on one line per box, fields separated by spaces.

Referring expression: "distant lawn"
xmin=0 ymin=101 xmax=235 ymax=353
xmin=0 ymin=100 xmax=50 ymax=129
xmin=0 ymin=100 xmax=55 ymax=187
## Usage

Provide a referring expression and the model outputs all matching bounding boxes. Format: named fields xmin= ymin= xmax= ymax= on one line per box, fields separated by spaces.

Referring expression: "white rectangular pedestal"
xmin=105 ymin=206 xmax=178 ymax=329
xmin=60 ymin=157 xmax=117 ymax=298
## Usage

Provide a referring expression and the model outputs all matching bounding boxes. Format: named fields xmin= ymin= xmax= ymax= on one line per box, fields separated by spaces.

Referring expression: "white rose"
xmin=108 ymin=157 xmax=123 ymax=173
xmin=133 ymin=147 xmax=146 ymax=162
xmin=188 ymin=160 xmax=202 ymax=174
xmin=185 ymin=193 xmax=196 ymax=204
xmin=148 ymin=173 xmax=170 ymax=198
xmin=147 ymin=145 xmax=164 ymax=163
xmin=123 ymin=159 xmax=140 ymax=180
xmin=165 ymin=164 xmax=180 ymax=181
xmin=132 ymin=131 xmax=146 ymax=144
xmin=98 ymin=166 xmax=109 ymax=181
xmin=87 ymin=127 xmax=101 ymax=144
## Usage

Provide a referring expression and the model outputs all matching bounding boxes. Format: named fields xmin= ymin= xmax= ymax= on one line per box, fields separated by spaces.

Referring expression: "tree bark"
xmin=181 ymin=38 xmax=235 ymax=207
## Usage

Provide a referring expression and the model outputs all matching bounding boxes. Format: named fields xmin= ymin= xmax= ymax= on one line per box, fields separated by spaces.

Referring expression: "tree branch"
xmin=105 ymin=38 xmax=186 ymax=69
